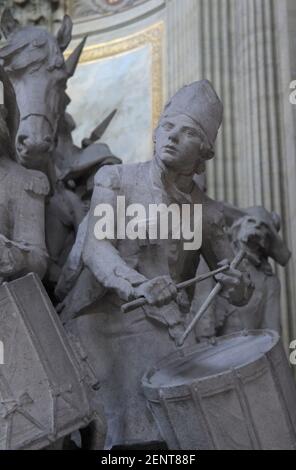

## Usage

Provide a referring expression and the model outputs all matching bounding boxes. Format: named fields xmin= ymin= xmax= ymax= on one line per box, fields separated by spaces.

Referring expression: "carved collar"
xmin=149 ymin=157 xmax=196 ymax=204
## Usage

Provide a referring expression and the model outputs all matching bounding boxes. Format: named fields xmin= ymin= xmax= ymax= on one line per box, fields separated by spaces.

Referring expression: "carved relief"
xmin=0 ymin=1 xmax=64 ymax=28
xmin=70 ymin=0 xmax=149 ymax=19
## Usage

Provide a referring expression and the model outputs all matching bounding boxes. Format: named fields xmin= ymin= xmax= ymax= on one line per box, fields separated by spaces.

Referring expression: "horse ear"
xmin=0 ymin=64 xmax=19 ymax=157
xmin=65 ymin=36 xmax=87 ymax=77
xmin=1 ymin=8 xmax=20 ymax=39
xmin=56 ymin=15 xmax=73 ymax=52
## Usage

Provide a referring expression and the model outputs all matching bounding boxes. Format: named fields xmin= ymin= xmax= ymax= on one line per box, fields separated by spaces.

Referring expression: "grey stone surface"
xmin=0 ymin=12 xmax=118 ymax=448
xmin=71 ymin=0 xmax=149 ymax=19
xmin=66 ymin=80 xmax=254 ymax=448
xmin=0 ymin=109 xmax=49 ymax=282
xmin=0 ymin=5 xmax=294 ymax=451
xmin=145 ymin=0 xmax=296 ymax=352
xmin=0 ymin=0 xmax=64 ymax=30
xmin=192 ymin=205 xmax=291 ymax=339
xmin=67 ymin=1 xmax=296 ymax=351
xmin=218 ymin=207 xmax=291 ymax=335
xmin=0 ymin=9 xmax=119 ymax=294
xmin=0 ymin=273 xmax=97 ymax=450
xmin=142 ymin=330 xmax=296 ymax=450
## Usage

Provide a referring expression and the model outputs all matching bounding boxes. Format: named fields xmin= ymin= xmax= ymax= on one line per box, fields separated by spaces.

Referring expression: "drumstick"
xmin=177 ymin=249 xmax=246 ymax=347
xmin=121 ymin=264 xmax=230 ymax=314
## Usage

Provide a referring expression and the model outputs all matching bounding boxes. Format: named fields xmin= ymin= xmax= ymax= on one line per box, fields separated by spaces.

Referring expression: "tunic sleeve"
xmin=83 ymin=165 xmax=146 ymax=299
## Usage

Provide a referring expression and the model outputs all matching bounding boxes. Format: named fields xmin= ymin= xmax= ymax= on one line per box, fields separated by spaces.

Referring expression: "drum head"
xmin=145 ymin=330 xmax=279 ymax=388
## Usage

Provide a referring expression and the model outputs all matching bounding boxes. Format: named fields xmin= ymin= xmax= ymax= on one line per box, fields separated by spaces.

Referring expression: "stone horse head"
xmin=0 ymin=9 xmax=84 ymax=171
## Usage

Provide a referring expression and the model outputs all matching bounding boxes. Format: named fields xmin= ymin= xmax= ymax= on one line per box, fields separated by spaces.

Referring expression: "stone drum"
xmin=142 ymin=330 xmax=296 ymax=450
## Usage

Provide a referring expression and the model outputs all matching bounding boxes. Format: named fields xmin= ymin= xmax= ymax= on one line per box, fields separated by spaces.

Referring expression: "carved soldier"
xmin=66 ymin=80 xmax=253 ymax=449
xmin=0 ymin=106 xmax=49 ymax=281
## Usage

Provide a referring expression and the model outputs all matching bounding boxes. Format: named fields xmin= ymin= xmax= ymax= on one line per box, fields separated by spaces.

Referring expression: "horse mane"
xmin=0 ymin=26 xmax=65 ymax=73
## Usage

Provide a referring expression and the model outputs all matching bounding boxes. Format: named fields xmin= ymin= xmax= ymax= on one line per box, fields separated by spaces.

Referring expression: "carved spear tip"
xmin=82 ymin=108 xmax=118 ymax=147
xmin=65 ymin=36 xmax=87 ymax=78
xmin=1 ymin=8 xmax=20 ymax=39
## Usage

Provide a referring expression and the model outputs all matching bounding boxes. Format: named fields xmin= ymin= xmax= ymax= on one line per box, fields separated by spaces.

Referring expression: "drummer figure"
xmin=70 ymin=80 xmax=254 ymax=449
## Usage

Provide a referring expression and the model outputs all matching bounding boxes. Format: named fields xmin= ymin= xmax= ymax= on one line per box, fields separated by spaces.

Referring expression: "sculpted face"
xmin=154 ymin=114 xmax=209 ymax=174
xmin=0 ymin=13 xmax=73 ymax=172
xmin=14 ymin=63 xmax=68 ymax=170
xmin=235 ymin=216 xmax=271 ymax=252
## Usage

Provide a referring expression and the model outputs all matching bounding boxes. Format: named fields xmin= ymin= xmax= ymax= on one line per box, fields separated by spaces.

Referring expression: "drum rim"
xmin=142 ymin=329 xmax=280 ymax=391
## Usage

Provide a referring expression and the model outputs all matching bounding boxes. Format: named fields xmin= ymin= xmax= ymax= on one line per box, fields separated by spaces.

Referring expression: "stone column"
xmin=196 ymin=0 xmax=240 ymax=204
xmin=166 ymin=0 xmax=240 ymax=204
xmin=233 ymin=0 xmax=294 ymax=346
xmin=274 ymin=0 xmax=296 ymax=346
xmin=165 ymin=0 xmax=296 ymax=348
xmin=165 ymin=0 xmax=200 ymax=98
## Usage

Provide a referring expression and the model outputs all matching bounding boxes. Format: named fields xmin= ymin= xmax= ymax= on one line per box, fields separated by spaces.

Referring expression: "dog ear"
xmin=271 ymin=212 xmax=281 ymax=232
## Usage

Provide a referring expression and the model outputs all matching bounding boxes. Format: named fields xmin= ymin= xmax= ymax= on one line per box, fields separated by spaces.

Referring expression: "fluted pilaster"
xmin=165 ymin=0 xmax=295 ymax=348
xmin=166 ymin=0 xmax=240 ymax=204
xmin=235 ymin=0 xmax=293 ymax=345
xmin=196 ymin=0 xmax=239 ymax=204
xmin=165 ymin=0 xmax=200 ymax=98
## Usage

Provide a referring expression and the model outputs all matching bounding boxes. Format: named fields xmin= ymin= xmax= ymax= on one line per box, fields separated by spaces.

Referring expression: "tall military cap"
xmin=162 ymin=80 xmax=223 ymax=145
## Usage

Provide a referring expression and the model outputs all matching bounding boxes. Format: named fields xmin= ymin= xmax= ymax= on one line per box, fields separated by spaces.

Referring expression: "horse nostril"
xmin=44 ymin=135 xmax=52 ymax=144
xmin=18 ymin=134 xmax=28 ymax=146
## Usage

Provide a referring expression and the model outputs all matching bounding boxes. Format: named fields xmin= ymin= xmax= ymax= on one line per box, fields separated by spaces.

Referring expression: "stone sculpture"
xmin=65 ymin=80 xmax=254 ymax=449
xmin=142 ymin=329 xmax=296 ymax=450
xmin=216 ymin=206 xmax=291 ymax=335
xmin=0 ymin=273 xmax=99 ymax=450
xmin=0 ymin=9 xmax=120 ymax=296
xmin=0 ymin=10 xmax=117 ymax=175
xmin=0 ymin=7 xmax=293 ymax=451
xmin=192 ymin=204 xmax=291 ymax=339
xmin=55 ymin=110 xmax=120 ymax=210
xmin=0 ymin=106 xmax=49 ymax=282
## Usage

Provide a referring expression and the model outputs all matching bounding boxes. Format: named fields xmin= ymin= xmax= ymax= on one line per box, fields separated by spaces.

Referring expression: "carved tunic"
xmin=0 ymin=156 xmax=49 ymax=280
xmin=68 ymin=160 xmax=248 ymax=448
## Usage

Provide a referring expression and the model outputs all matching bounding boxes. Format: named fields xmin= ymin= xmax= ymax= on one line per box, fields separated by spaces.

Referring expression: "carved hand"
xmin=133 ymin=275 xmax=178 ymax=307
xmin=115 ymin=277 xmax=135 ymax=302
xmin=215 ymin=259 xmax=254 ymax=306
xmin=0 ymin=235 xmax=27 ymax=277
